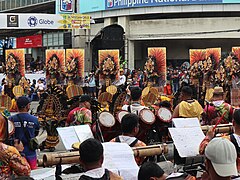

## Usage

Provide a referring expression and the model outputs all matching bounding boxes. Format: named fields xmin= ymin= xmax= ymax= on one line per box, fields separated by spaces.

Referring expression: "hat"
xmin=213 ymin=87 xmax=224 ymax=95
xmin=17 ymin=96 xmax=31 ymax=109
xmin=79 ymin=95 xmax=91 ymax=103
xmin=205 ymin=137 xmax=238 ymax=177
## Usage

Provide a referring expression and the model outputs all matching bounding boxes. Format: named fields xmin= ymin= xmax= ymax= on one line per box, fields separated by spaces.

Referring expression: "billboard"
xmin=17 ymin=34 xmax=42 ymax=48
xmin=79 ymin=0 xmax=105 ymax=13
xmin=0 ymin=14 xmax=90 ymax=29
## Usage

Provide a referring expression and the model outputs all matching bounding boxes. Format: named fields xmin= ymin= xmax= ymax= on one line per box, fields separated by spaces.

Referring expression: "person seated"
xmin=202 ymin=86 xmax=233 ymax=125
xmin=138 ymin=162 xmax=167 ymax=180
xmin=173 ymin=86 xmax=203 ymax=120
xmin=66 ymin=94 xmax=92 ymax=126
xmin=110 ymin=113 xmax=146 ymax=165
xmin=202 ymin=137 xmax=238 ymax=180
xmin=122 ymin=87 xmax=147 ymax=115
xmin=78 ymin=138 xmax=123 ymax=180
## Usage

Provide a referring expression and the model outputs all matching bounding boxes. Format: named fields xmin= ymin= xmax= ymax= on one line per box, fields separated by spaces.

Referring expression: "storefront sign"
xmin=17 ymin=35 xmax=42 ymax=48
xmin=56 ymin=0 xmax=75 ymax=14
xmin=0 ymin=14 xmax=90 ymax=29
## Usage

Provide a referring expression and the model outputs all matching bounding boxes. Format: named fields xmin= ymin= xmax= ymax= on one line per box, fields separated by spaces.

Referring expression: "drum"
xmin=8 ymin=120 xmax=15 ymax=136
xmin=116 ymin=110 xmax=130 ymax=123
xmin=98 ymin=111 xmax=115 ymax=128
xmin=157 ymin=107 xmax=172 ymax=123
xmin=139 ymin=109 xmax=156 ymax=126
xmin=106 ymin=85 xmax=117 ymax=95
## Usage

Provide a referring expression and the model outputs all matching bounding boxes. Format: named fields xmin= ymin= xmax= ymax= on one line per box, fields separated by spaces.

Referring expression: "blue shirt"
xmin=9 ymin=113 xmax=40 ymax=157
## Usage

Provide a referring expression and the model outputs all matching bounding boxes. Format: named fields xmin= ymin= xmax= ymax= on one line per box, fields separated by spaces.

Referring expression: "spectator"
xmin=138 ymin=162 xmax=167 ymax=180
xmin=9 ymin=96 xmax=40 ymax=170
xmin=79 ymin=138 xmax=123 ymax=180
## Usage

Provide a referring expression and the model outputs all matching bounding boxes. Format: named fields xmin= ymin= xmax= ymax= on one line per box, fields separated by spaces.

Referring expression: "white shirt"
xmin=115 ymin=75 xmax=126 ymax=86
xmin=122 ymin=103 xmax=147 ymax=115
xmin=79 ymin=167 xmax=105 ymax=178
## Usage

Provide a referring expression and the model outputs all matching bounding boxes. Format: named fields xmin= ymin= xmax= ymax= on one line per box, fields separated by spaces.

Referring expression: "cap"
xmin=17 ymin=96 xmax=31 ymax=109
xmin=205 ymin=137 xmax=238 ymax=177
xmin=213 ymin=87 xmax=224 ymax=95
xmin=79 ymin=94 xmax=91 ymax=103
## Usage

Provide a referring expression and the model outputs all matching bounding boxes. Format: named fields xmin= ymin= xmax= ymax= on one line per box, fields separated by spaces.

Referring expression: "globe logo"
xmin=28 ymin=16 xmax=38 ymax=27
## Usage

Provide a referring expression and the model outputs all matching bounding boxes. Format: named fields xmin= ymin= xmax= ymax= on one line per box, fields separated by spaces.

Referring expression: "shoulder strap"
xmin=79 ymin=169 xmax=110 ymax=180
xmin=115 ymin=136 xmax=120 ymax=142
xmin=127 ymin=105 xmax=131 ymax=113
xmin=16 ymin=114 xmax=31 ymax=141
xmin=230 ymin=134 xmax=240 ymax=154
xmin=129 ymin=138 xmax=138 ymax=147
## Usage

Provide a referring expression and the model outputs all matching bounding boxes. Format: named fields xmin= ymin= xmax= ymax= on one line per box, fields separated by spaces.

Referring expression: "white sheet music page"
xmin=169 ymin=127 xmax=205 ymax=157
xmin=103 ymin=142 xmax=139 ymax=180
xmin=172 ymin=117 xmax=201 ymax=128
xmin=74 ymin=124 xmax=94 ymax=142
xmin=57 ymin=126 xmax=80 ymax=150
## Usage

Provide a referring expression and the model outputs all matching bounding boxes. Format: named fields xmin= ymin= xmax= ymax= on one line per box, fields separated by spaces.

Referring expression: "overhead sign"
xmin=0 ymin=14 xmax=90 ymax=29
xmin=79 ymin=0 xmax=105 ymax=13
xmin=105 ymin=0 xmax=222 ymax=10
xmin=56 ymin=0 xmax=75 ymax=14
xmin=17 ymin=34 xmax=42 ymax=48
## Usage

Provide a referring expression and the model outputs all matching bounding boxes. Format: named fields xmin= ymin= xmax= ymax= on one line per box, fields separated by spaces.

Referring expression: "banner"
xmin=17 ymin=34 xmax=42 ymax=48
xmin=56 ymin=0 xmax=75 ymax=14
xmin=5 ymin=49 xmax=25 ymax=77
xmin=0 ymin=14 xmax=90 ymax=29
xmin=232 ymin=47 xmax=240 ymax=61
xmin=79 ymin=0 xmax=105 ymax=13
xmin=66 ymin=49 xmax=85 ymax=78
xmin=189 ymin=49 xmax=206 ymax=65
xmin=45 ymin=49 xmax=65 ymax=83
xmin=147 ymin=47 xmax=166 ymax=80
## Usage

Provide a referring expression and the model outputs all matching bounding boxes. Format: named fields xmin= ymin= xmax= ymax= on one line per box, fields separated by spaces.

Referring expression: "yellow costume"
xmin=179 ymin=100 xmax=203 ymax=119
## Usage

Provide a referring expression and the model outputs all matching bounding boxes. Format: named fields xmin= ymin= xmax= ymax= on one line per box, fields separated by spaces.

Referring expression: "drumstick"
xmin=212 ymin=111 xmax=227 ymax=132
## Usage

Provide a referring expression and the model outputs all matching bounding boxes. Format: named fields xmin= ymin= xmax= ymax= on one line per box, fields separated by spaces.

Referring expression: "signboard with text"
xmin=17 ymin=34 xmax=42 ymax=48
xmin=56 ymin=0 xmax=75 ymax=14
xmin=0 ymin=14 xmax=90 ymax=29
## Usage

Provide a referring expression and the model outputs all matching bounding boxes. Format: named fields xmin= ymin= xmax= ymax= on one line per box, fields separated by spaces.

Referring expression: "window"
xmin=53 ymin=33 xmax=58 ymax=46
xmin=2 ymin=1 xmax=5 ymax=10
xmin=47 ymin=33 xmax=53 ymax=46
xmin=6 ymin=0 xmax=10 ymax=9
xmin=27 ymin=0 xmax=32 ymax=5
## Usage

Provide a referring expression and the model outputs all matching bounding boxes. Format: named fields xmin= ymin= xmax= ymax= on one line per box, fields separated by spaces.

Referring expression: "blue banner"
xmin=56 ymin=0 xmax=75 ymax=14
xmin=79 ymin=0 xmax=105 ymax=13
xmin=106 ymin=0 xmax=223 ymax=10
xmin=223 ymin=0 xmax=240 ymax=2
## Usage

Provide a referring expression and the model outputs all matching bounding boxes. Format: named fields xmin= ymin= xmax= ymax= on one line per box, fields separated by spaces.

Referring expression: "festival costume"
xmin=67 ymin=107 xmax=92 ymax=125
xmin=178 ymin=100 xmax=203 ymax=120
xmin=199 ymin=134 xmax=240 ymax=173
xmin=202 ymin=100 xmax=233 ymax=125
xmin=9 ymin=113 xmax=40 ymax=170
xmin=110 ymin=136 xmax=146 ymax=165
xmin=79 ymin=167 xmax=123 ymax=180
xmin=0 ymin=142 xmax=31 ymax=179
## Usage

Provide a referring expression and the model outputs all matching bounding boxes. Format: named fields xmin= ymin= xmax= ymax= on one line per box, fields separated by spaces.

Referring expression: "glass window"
xmin=21 ymin=0 xmax=26 ymax=6
xmin=6 ymin=0 xmax=10 ymax=9
xmin=53 ymin=33 xmax=58 ymax=46
xmin=16 ymin=0 xmax=21 ymax=7
xmin=32 ymin=0 xmax=37 ymax=4
xmin=10 ymin=0 xmax=16 ymax=9
xmin=47 ymin=33 xmax=53 ymax=46
xmin=2 ymin=1 xmax=5 ymax=10
xmin=27 ymin=0 xmax=32 ymax=5
xmin=43 ymin=34 xmax=48 ymax=46
xmin=59 ymin=33 xmax=64 ymax=45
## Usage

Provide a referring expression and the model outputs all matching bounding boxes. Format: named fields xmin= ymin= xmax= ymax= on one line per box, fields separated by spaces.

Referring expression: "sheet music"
xmin=103 ymin=142 xmax=139 ymax=180
xmin=74 ymin=125 xmax=94 ymax=142
xmin=172 ymin=117 xmax=201 ymax=128
xmin=57 ymin=127 xmax=80 ymax=150
xmin=169 ymin=127 xmax=205 ymax=157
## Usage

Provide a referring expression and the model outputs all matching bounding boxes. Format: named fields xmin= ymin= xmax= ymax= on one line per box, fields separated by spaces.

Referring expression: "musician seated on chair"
xmin=138 ymin=162 xmax=167 ymax=180
xmin=66 ymin=94 xmax=92 ymax=127
xmin=172 ymin=86 xmax=203 ymax=120
xmin=78 ymin=138 xmax=123 ymax=180
xmin=110 ymin=113 xmax=146 ymax=165
xmin=200 ymin=109 xmax=240 ymax=174
xmin=202 ymin=86 xmax=233 ymax=125
xmin=122 ymin=87 xmax=147 ymax=115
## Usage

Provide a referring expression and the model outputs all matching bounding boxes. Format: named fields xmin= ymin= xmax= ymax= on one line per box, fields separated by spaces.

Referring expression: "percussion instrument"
xmin=142 ymin=87 xmax=150 ymax=97
xmin=98 ymin=92 xmax=113 ymax=106
xmin=142 ymin=92 xmax=157 ymax=107
xmin=8 ymin=120 xmax=15 ymax=136
xmin=0 ymin=95 xmax=12 ymax=112
xmin=66 ymin=85 xmax=83 ymax=99
xmin=106 ymin=85 xmax=117 ymax=95
xmin=116 ymin=110 xmax=130 ymax=123
xmin=139 ymin=108 xmax=156 ymax=125
xmin=12 ymin=85 xmax=24 ymax=97
xmin=42 ymin=144 xmax=168 ymax=167
xmin=157 ymin=107 xmax=172 ymax=123
xmin=150 ymin=87 xmax=159 ymax=97
xmin=98 ymin=111 xmax=115 ymax=128
xmin=201 ymin=123 xmax=233 ymax=134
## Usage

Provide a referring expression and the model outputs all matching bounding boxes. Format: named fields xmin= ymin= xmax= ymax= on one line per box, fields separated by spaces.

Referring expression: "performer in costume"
xmin=110 ymin=113 xmax=146 ymax=165
xmin=202 ymin=86 xmax=233 ymax=125
xmin=66 ymin=95 xmax=92 ymax=126
xmin=173 ymin=86 xmax=203 ymax=120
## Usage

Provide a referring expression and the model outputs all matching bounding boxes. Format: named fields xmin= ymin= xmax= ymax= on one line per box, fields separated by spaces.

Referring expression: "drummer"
xmin=110 ymin=113 xmax=146 ymax=165
xmin=172 ymin=86 xmax=203 ymax=120
xmin=122 ymin=87 xmax=147 ymax=115
xmin=65 ymin=94 xmax=92 ymax=127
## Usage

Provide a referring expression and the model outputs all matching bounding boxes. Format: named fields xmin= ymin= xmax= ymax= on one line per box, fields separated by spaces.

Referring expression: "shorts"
xmin=88 ymin=87 xmax=96 ymax=93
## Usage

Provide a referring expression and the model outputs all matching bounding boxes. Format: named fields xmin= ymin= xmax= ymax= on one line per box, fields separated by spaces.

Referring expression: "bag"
xmin=29 ymin=137 xmax=39 ymax=151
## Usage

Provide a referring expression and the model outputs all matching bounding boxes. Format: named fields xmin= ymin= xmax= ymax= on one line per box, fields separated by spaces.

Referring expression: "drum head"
xmin=157 ymin=107 xmax=172 ymax=123
xmin=13 ymin=85 xmax=24 ymax=97
xmin=142 ymin=87 xmax=150 ymax=97
xmin=139 ymin=109 xmax=155 ymax=125
xmin=99 ymin=112 xmax=115 ymax=128
xmin=8 ymin=120 xmax=15 ymax=136
xmin=116 ymin=110 xmax=130 ymax=123
xmin=106 ymin=85 xmax=117 ymax=95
